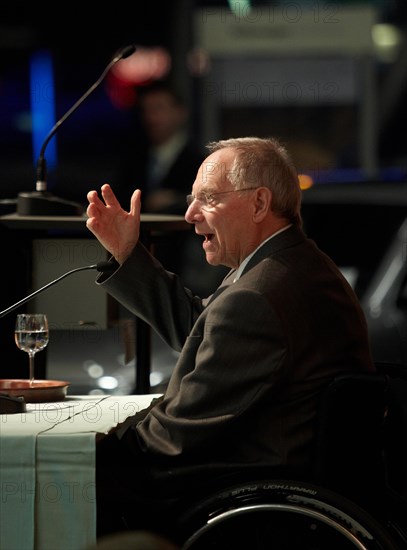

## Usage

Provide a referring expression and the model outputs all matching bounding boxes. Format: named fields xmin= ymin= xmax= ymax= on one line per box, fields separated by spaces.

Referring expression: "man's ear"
xmin=252 ymin=187 xmax=272 ymax=222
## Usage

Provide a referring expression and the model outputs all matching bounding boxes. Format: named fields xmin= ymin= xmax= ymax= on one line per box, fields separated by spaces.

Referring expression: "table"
xmin=0 ymin=213 xmax=190 ymax=393
xmin=0 ymin=213 xmax=189 ymax=233
xmin=0 ymin=393 xmax=160 ymax=550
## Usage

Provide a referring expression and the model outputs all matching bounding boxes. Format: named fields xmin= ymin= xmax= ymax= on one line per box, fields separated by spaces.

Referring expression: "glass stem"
xmin=28 ymin=351 xmax=35 ymax=387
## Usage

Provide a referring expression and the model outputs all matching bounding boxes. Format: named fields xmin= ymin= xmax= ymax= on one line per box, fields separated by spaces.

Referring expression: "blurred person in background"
xmin=116 ymin=80 xmax=204 ymax=215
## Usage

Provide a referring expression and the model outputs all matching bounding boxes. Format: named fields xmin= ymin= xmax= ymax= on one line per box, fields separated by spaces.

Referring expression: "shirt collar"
xmin=233 ymin=224 xmax=292 ymax=282
xmin=151 ymin=130 xmax=187 ymax=164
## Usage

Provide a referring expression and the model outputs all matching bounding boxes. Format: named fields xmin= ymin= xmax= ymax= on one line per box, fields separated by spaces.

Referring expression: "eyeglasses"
xmin=186 ymin=187 xmax=258 ymax=209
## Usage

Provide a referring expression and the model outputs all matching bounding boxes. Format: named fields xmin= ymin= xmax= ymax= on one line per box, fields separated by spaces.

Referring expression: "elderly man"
xmin=86 ymin=136 xmax=374 ymax=537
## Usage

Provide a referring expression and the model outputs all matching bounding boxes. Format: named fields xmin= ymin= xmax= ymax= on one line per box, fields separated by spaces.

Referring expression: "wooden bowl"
xmin=0 ymin=379 xmax=70 ymax=403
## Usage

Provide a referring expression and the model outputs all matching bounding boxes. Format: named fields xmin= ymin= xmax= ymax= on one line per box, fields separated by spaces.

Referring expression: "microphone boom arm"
xmin=37 ymin=62 xmax=115 ymax=188
xmin=36 ymin=45 xmax=136 ymax=190
xmin=17 ymin=44 xmax=136 ymax=215
xmin=0 ymin=263 xmax=109 ymax=319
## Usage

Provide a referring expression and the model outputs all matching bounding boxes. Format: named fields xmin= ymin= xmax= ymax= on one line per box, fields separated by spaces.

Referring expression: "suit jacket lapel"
xmin=241 ymin=225 xmax=306 ymax=278
xmin=204 ymin=226 xmax=306 ymax=306
xmin=203 ymin=269 xmax=236 ymax=307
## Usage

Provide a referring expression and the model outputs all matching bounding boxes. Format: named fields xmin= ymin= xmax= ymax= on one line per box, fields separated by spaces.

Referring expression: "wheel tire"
xmin=177 ymin=479 xmax=400 ymax=550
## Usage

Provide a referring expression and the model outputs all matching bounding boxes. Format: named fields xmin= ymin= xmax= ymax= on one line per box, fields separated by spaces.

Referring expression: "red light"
xmin=112 ymin=46 xmax=171 ymax=84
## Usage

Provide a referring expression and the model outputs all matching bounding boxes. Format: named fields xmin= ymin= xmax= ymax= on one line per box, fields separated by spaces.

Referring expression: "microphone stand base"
xmin=17 ymin=191 xmax=84 ymax=216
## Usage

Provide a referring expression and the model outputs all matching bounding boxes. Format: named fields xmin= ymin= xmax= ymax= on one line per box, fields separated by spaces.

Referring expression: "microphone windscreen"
xmin=96 ymin=261 xmax=118 ymax=273
xmin=118 ymin=44 xmax=136 ymax=60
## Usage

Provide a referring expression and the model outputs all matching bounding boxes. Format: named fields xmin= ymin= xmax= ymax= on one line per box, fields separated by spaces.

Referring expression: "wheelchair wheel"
xmin=177 ymin=479 xmax=400 ymax=550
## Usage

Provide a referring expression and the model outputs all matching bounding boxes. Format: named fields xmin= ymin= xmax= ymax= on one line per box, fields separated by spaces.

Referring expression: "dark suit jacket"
xmin=98 ymin=225 xmax=374 ymax=470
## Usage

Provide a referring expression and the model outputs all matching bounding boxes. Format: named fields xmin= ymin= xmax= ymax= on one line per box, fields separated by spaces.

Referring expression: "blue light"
xmin=30 ymin=50 xmax=57 ymax=174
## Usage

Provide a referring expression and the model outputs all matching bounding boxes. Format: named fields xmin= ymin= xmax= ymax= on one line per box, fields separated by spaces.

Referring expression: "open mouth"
xmin=204 ymin=234 xmax=214 ymax=242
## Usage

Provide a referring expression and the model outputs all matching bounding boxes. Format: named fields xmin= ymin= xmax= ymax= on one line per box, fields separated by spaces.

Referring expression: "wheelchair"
xmin=150 ymin=368 xmax=407 ymax=549
xmin=178 ymin=479 xmax=398 ymax=549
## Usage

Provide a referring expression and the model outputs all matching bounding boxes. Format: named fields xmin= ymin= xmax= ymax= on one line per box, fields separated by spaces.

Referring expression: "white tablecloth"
xmin=0 ymin=394 xmax=160 ymax=550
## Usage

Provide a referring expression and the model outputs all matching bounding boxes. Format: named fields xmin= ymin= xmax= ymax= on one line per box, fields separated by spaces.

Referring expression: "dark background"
xmin=1 ymin=0 xmax=406 ymax=207
xmin=0 ymin=1 xmax=406 ymax=378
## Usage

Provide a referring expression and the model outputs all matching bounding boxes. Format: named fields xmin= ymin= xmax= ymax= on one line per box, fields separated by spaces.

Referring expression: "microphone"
xmin=17 ymin=44 xmax=137 ymax=217
xmin=0 ymin=261 xmax=116 ymax=319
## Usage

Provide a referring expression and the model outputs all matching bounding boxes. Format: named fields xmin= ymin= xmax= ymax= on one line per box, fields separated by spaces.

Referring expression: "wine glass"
xmin=15 ymin=314 xmax=49 ymax=386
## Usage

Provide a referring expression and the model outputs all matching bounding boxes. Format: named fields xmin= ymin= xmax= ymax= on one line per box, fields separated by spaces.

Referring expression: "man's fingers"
xmin=129 ymin=189 xmax=142 ymax=218
xmin=86 ymin=190 xmax=105 ymax=210
xmin=87 ymin=190 xmax=97 ymax=202
xmin=100 ymin=183 xmax=120 ymax=208
xmin=85 ymin=215 xmax=97 ymax=232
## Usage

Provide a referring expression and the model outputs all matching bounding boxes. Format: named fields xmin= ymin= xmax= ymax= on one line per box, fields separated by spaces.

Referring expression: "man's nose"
xmin=185 ymin=198 xmax=202 ymax=224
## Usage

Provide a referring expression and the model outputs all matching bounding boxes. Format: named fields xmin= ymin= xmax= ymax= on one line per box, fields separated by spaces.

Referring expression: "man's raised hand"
xmin=86 ymin=184 xmax=141 ymax=265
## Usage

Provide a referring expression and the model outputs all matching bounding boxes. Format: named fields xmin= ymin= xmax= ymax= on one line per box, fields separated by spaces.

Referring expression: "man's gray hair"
xmin=206 ymin=137 xmax=302 ymax=226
